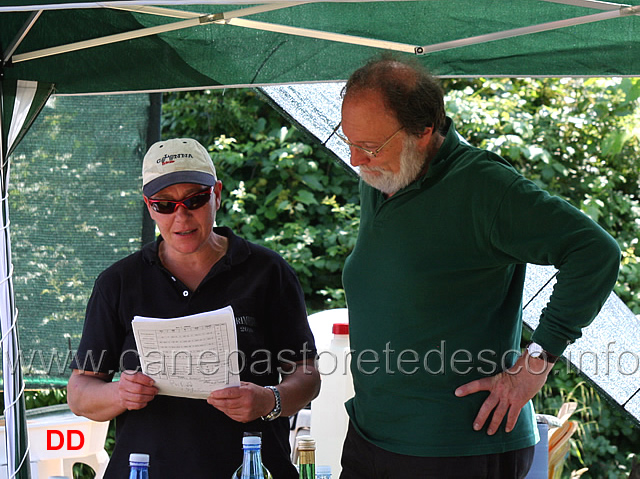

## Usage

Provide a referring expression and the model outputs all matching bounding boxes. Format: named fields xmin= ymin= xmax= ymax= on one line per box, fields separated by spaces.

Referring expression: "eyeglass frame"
xmin=144 ymin=186 xmax=214 ymax=214
xmin=330 ymin=122 xmax=404 ymax=158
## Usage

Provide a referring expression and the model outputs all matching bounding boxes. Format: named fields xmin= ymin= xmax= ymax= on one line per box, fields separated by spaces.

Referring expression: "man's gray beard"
xmin=358 ymin=136 xmax=425 ymax=196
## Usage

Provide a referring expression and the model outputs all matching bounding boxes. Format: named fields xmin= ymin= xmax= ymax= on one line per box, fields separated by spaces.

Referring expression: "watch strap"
xmin=261 ymin=385 xmax=282 ymax=421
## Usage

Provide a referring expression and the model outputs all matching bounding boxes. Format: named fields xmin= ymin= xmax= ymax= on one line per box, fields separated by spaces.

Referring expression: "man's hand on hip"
xmin=454 ymin=352 xmax=554 ymax=435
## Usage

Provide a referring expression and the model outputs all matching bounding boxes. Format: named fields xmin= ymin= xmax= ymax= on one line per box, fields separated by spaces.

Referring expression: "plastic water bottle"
xmin=315 ymin=465 xmax=332 ymax=479
xmin=297 ymin=436 xmax=316 ymax=479
xmin=311 ymin=321 xmax=354 ymax=477
xmin=231 ymin=435 xmax=273 ymax=479
xmin=128 ymin=453 xmax=150 ymax=479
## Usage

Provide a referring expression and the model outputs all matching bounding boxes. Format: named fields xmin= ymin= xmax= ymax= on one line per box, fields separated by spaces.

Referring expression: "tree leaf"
xmin=294 ymin=190 xmax=318 ymax=205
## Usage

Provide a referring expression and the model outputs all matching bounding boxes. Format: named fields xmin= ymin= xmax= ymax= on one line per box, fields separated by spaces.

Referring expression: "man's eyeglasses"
xmin=145 ymin=187 xmax=213 ymax=214
xmin=331 ymin=122 xmax=404 ymax=158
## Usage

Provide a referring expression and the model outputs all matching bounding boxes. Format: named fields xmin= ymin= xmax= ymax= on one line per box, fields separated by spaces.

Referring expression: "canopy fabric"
xmin=0 ymin=81 xmax=54 ymax=159
xmin=1 ymin=0 xmax=640 ymax=97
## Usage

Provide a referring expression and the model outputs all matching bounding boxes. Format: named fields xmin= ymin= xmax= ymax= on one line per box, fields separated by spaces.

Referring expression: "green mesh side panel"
xmin=5 ymin=94 xmax=149 ymax=389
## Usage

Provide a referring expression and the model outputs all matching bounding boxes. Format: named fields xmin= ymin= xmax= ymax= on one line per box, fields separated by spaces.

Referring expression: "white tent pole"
xmin=222 ymin=18 xmax=418 ymax=53
xmin=539 ymin=0 xmax=628 ymax=10
xmin=11 ymin=16 xmax=209 ymax=63
xmin=109 ymin=2 xmax=308 ymax=19
xmin=415 ymin=5 xmax=640 ymax=55
xmin=11 ymin=2 xmax=418 ymax=63
xmin=106 ymin=4 xmax=205 ymax=18
xmin=8 ymin=1 xmax=640 ymax=64
xmin=10 ymin=2 xmax=309 ymax=64
xmin=0 ymin=1 xmax=425 ymax=13
xmin=2 ymin=11 xmax=42 ymax=65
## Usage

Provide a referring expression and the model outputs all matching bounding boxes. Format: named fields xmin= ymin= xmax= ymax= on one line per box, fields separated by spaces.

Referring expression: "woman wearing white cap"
xmin=67 ymin=138 xmax=320 ymax=478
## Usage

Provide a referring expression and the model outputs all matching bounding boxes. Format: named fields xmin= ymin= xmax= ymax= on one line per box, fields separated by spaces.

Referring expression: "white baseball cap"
xmin=142 ymin=138 xmax=217 ymax=197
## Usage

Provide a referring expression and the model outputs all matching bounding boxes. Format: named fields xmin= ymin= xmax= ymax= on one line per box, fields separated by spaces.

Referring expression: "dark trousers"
xmin=340 ymin=422 xmax=535 ymax=479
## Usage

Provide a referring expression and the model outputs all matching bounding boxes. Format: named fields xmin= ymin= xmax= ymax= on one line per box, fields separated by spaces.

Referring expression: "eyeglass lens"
xmin=148 ymin=189 xmax=212 ymax=214
xmin=333 ymin=123 xmax=402 ymax=158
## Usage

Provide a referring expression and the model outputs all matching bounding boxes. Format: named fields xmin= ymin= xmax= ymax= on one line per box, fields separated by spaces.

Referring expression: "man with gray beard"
xmin=335 ymin=55 xmax=620 ymax=478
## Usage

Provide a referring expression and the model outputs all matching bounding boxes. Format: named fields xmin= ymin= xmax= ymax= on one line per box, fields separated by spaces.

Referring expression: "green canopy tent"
xmin=3 ymin=0 xmax=640 ymax=92
xmin=1 ymin=1 xmax=640 ymax=477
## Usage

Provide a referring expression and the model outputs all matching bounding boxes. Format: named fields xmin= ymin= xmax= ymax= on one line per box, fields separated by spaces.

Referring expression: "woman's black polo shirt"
xmin=71 ymin=226 xmax=316 ymax=478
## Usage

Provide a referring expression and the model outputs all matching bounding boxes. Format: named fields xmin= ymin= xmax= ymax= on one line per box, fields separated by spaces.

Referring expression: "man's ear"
xmin=416 ymin=126 xmax=434 ymax=150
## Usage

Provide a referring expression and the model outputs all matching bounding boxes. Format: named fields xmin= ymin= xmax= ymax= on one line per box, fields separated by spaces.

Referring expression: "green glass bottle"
xmin=297 ymin=436 xmax=316 ymax=479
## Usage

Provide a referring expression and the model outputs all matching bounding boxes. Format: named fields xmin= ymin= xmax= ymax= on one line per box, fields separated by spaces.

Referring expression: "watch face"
xmin=528 ymin=342 xmax=544 ymax=357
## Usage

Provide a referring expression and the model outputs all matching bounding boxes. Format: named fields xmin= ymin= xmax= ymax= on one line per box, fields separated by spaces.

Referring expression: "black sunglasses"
xmin=145 ymin=187 xmax=213 ymax=214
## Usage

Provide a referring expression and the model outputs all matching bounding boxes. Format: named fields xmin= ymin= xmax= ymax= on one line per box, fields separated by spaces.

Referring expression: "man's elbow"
xmin=66 ymin=370 xmax=113 ymax=420
xmin=307 ymin=365 xmax=322 ymax=402
xmin=66 ymin=371 xmax=86 ymax=416
xmin=593 ymin=230 xmax=622 ymax=284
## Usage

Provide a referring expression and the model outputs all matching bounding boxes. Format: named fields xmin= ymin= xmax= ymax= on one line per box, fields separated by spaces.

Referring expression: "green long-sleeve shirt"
xmin=342 ymin=118 xmax=620 ymax=457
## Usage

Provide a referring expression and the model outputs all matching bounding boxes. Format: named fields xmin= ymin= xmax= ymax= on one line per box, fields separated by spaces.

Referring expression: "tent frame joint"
xmin=621 ymin=5 xmax=640 ymax=15
xmin=200 ymin=13 xmax=224 ymax=24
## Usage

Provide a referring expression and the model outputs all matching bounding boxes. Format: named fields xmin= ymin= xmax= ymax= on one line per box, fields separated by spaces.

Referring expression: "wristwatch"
xmin=526 ymin=341 xmax=559 ymax=363
xmin=261 ymin=385 xmax=282 ymax=421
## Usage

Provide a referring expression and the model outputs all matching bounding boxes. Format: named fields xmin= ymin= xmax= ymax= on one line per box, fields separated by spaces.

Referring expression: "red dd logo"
xmin=46 ymin=429 xmax=85 ymax=450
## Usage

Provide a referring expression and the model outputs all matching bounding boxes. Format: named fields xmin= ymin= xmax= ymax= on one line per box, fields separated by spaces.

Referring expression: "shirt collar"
xmin=141 ymin=226 xmax=251 ymax=267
